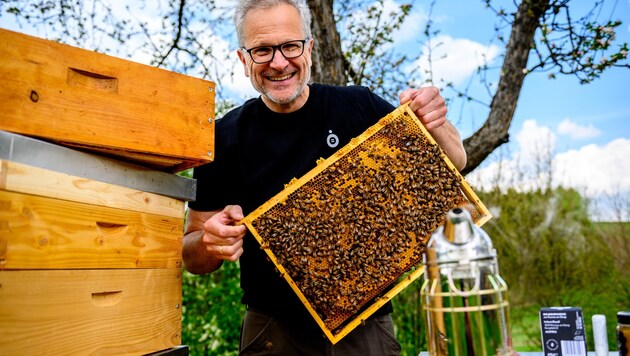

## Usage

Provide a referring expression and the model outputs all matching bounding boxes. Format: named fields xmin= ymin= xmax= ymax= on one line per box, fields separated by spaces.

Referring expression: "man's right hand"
xmin=182 ymin=205 xmax=247 ymax=274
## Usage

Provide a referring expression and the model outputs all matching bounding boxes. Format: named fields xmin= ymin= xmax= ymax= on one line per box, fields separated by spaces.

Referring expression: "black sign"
xmin=540 ymin=307 xmax=588 ymax=356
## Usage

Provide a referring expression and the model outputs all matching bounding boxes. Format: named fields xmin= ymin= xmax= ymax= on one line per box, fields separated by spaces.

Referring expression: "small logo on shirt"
xmin=327 ymin=130 xmax=339 ymax=148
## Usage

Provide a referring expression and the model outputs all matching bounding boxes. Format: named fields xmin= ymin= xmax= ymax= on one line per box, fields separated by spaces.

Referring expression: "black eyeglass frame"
xmin=242 ymin=38 xmax=310 ymax=64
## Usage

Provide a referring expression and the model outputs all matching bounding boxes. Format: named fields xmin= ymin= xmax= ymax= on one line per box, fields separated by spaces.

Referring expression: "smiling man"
xmin=236 ymin=3 xmax=313 ymax=112
xmin=182 ymin=0 xmax=467 ymax=355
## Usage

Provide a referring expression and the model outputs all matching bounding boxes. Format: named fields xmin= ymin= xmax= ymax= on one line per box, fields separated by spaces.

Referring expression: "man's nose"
xmin=269 ymin=48 xmax=290 ymax=69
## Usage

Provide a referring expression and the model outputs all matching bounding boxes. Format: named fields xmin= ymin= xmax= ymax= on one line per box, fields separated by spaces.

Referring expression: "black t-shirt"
xmin=189 ymin=83 xmax=395 ymax=326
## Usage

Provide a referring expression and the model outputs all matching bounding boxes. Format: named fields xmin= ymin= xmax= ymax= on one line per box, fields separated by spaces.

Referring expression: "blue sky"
xmin=396 ymin=0 xmax=630 ymax=150
xmin=386 ymin=0 xmax=630 ymax=221
xmin=1 ymin=0 xmax=628 ymax=220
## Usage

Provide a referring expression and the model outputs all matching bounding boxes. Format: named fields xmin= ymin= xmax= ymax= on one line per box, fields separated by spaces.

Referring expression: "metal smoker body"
xmin=422 ymin=208 xmax=512 ymax=355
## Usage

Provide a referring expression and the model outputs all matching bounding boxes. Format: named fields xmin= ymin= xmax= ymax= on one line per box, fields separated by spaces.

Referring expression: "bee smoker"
xmin=421 ymin=208 xmax=513 ymax=355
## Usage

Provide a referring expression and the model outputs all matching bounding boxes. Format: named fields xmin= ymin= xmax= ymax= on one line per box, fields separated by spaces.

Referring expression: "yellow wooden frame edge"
xmin=240 ymin=104 xmax=492 ymax=343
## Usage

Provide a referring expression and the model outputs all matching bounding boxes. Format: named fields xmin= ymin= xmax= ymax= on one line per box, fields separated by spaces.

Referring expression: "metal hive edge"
xmin=0 ymin=130 xmax=197 ymax=201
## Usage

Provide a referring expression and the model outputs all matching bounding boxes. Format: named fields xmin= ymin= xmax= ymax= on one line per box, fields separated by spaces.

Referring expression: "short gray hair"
xmin=234 ymin=0 xmax=312 ymax=47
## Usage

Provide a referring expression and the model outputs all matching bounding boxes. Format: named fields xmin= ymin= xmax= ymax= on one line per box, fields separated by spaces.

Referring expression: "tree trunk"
xmin=307 ymin=0 xmax=346 ymax=85
xmin=461 ymin=0 xmax=550 ymax=175
xmin=307 ymin=0 xmax=552 ymax=174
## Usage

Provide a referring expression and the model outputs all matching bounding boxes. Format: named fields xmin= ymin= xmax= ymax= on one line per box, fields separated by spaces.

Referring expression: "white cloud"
xmin=554 ymin=138 xmax=630 ymax=195
xmin=516 ymin=119 xmax=557 ymax=165
xmin=411 ymin=35 xmax=501 ymax=86
xmin=388 ymin=2 xmax=428 ymax=44
xmin=467 ymin=120 xmax=556 ymax=193
xmin=466 ymin=120 xmax=630 ymax=221
xmin=557 ymin=119 xmax=601 ymax=140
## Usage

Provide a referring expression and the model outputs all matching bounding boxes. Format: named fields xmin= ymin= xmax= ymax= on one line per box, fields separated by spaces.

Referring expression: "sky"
xmin=1 ymin=0 xmax=628 ymax=221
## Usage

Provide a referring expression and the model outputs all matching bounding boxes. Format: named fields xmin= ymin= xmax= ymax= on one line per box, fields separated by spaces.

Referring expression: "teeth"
xmin=269 ymin=73 xmax=293 ymax=81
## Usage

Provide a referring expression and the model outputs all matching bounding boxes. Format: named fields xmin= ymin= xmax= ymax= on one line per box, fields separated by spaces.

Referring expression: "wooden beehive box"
xmin=241 ymin=105 xmax=491 ymax=344
xmin=0 ymin=28 xmax=215 ymax=173
xmin=0 ymin=131 xmax=193 ymax=355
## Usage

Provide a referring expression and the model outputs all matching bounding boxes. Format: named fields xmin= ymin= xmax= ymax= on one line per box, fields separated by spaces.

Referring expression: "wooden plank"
xmin=0 ymin=160 xmax=185 ymax=219
xmin=0 ymin=28 xmax=215 ymax=172
xmin=0 ymin=269 xmax=182 ymax=355
xmin=0 ymin=189 xmax=183 ymax=269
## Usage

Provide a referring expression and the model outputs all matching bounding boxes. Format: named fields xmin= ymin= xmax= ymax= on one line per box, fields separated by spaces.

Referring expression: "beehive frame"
xmin=240 ymin=104 xmax=491 ymax=344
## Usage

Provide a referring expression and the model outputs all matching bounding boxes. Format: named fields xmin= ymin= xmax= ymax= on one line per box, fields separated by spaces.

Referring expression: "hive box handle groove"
xmin=67 ymin=68 xmax=118 ymax=93
xmin=96 ymin=221 xmax=129 ymax=237
xmin=91 ymin=290 xmax=123 ymax=307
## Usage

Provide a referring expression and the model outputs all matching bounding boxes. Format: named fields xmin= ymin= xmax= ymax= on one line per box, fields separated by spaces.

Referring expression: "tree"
xmin=2 ymin=0 xmax=627 ymax=173
xmin=307 ymin=0 xmax=345 ymax=86
xmin=460 ymin=0 xmax=628 ymax=174
xmin=304 ymin=0 xmax=629 ymax=174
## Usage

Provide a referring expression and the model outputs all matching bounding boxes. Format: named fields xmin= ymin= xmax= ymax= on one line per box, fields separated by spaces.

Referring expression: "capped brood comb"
xmin=240 ymin=104 xmax=491 ymax=344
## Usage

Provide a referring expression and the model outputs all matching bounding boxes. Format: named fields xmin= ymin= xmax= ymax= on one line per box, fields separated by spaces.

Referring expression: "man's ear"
xmin=305 ymin=38 xmax=314 ymax=68
xmin=237 ymin=49 xmax=250 ymax=77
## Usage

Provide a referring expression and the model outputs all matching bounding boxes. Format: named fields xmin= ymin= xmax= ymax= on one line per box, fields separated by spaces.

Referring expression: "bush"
xmin=181 ymin=261 xmax=244 ymax=356
xmin=476 ymin=187 xmax=627 ymax=350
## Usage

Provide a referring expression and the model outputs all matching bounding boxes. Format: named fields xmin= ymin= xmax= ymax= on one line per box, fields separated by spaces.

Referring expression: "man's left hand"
xmin=399 ymin=87 xmax=447 ymax=131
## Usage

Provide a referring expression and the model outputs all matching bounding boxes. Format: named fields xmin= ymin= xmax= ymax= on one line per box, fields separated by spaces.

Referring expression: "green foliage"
xmin=477 ymin=187 xmax=615 ymax=305
xmin=182 ymin=262 xmax=244 ymax=356
xmin=177 ymin=169 xmax=193 ymax=179
xmin=475 ymin=187 xmax=628 ymax=350
xmin=392 ymin=278 xmax=427 ymax=354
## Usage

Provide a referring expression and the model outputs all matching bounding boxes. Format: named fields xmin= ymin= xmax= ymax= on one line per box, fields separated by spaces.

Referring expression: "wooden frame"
xmin=240 ymin=105 xmax=491 ymax=344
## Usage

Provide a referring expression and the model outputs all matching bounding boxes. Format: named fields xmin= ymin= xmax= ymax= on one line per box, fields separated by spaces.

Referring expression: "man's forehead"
xmin=242 ymin=5 xmax=304 ymax=46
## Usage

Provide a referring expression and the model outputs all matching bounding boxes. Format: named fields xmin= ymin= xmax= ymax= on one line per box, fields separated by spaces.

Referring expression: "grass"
xmin=505 ymin=220 xmax=630 ymax=352
xmin=510 ymin=306 xmax=543 ymax=351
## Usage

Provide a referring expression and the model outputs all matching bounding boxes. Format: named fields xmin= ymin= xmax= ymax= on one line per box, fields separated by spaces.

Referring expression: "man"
xmin=183 ymin=0 xmax=467 ymax=354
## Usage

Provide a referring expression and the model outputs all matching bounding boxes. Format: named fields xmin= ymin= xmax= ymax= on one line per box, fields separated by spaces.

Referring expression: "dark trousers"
xmin=239 ymin=309 xmax=401 ymax=356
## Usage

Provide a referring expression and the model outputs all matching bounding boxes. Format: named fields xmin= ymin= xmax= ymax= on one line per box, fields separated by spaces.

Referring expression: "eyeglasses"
xmin=242 ymin=38 xmax=309 ymax=64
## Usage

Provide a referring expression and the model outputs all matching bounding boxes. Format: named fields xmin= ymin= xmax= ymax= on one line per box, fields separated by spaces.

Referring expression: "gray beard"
xmin=257 ymin=68 xmax=311 ymax=105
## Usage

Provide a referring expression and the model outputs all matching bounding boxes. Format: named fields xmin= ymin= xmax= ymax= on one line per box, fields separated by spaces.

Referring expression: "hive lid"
xmin=0 ymin=28 xmax=215 ymax=173
xmin=0 ymin=130 xmax=196 ymax=201
xmin=240 ymin=104 xmax=491 ymax=344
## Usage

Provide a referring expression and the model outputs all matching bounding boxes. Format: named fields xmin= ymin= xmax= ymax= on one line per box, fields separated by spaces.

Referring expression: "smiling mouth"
xmin=267 ymin=72 xmax=295 ymax=82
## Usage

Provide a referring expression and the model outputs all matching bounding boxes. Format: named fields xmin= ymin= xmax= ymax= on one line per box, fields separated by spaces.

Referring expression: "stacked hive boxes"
xmin=0 ymin=29 xmax=215 ymax=354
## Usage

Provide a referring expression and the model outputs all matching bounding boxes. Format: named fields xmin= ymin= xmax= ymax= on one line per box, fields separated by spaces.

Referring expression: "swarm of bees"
xmin=248 ymin=108 xmax=476 ymax=332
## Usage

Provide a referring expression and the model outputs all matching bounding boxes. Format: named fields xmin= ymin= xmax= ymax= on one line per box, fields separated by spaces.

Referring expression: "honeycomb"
xmin=240 ymin=104 xmax=490 ymax=343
